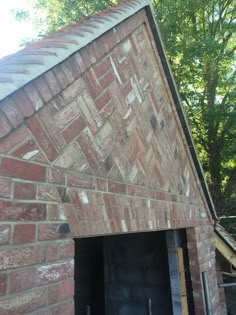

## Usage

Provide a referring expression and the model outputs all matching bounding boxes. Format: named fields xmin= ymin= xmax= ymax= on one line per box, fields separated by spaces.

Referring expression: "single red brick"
xmin=27 ymin=115 xmax=58 ymax=162
xmin=77 ymin=134 xmax=99 ymax=172
xmin=0 ymin=200 xmax=46 ymax=221
xmin=10 ymin=268 xmax=34 ymax=293
xmin=62 ymin=115 xmax=86 ymax=143
xmin=97 ymin=178 xmax=107 ymax=191
xmin=0 ymin=177 xmax=11 ymax=198
xmin=95 ymin=89 xmax=111 ymax=111
xmin=0 ymin=157 xmax=46 ymax=181
xmin=37 ymin=184 xmax=59 ymax=202
xmin=24 ymin=83 xmax=44 ymax=111
xmin=0 ymin=287 xmax=47 ymax=314
xmin=0 ymin=125 xmax=30 ymax=154
xmin=93 ymin=58 xmax=111 ymax=78
xmin=74 ymin=51 xmax=87 ymax=73
xmin=53 ymin=64 xmax=69 ymax=89
xmin=99 ymin=71 xmax=115 ymax=89
xmin=61 ymin=55 xmax=81 ymax=83
xmin=0 ymin=245 xmax=46 ymax=270
xmin=108 ymin=181 xmax=126 ymax=194
xmin=0 ymin=225 xmax=11 ymax=245
xmin=35 ymin=260 xmax=74 ymax=285
xmin=0 ymin=114 xmax=11 ymax=139
xmin=80 ymin=45 xmax=96 ymax=68
xmin=14 ymin=182 xmax=36 ymax=200
xmin=46 ymin=243 xmax=58 ymax=262
xmin=44 ymin=70 xmax=61 ymax=96
xmin=1 ymin=98 xmax=23 ymax=128
xmin=11 ymin=138 xmax=40 ymax=160
xmin=0 ymin=274 xmax=7 ymax=296
xmin=38 ymin=223 xmax=70 ymax=241
xmin=48 ymin=168 xmax=65 ymax=185
xmin=59 ymin=279 xmax=74 ymax=300
xmin=48 ymin=283 xmax=59 ymax=304
xmin=67 ymin=173 xmax=95 ymax=189
xmin=58 ymin=240 xmax=75 ymax=260
xmin=13 ymin=224 xmax=35 ymax=244
xmin=34 ymin=76 xmax=53 ymax=103
xmin=11 ymin=90 xmax=34 ymax=117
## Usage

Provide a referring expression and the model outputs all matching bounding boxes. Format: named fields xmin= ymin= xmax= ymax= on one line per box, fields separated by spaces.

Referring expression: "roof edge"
xmin=0 ymin=0 xmax=149 ymax=101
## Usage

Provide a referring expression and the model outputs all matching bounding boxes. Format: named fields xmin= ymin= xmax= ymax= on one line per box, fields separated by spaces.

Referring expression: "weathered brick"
xmin=53 ymin=64 xmax=69 ymax=89
xmin=93 ymin=58 xmax=111 ymax=78
xmin=37 ymin=184 xmax=60 ymax=202
xmin=14 ymin=182 xmax=36 ymax=200
xmin=62 ymin=115 xmax=86 ymax=143
xmin=35 ymin=260 xmax=74 ymax=285
xmin=67 ymin=173 xmax=95 ymax=189
xmin=80 ymin=45 xmax=96 ymax=68
xmin=9 ymin=268 xmax=34 ymax=293
xmin=11 ymin=90 xmax=34 ymax=117
xmin=1 ymin=98 xmax=23 ymax=128
xmin=27 ymin=115 xmax=58 ymax=161
xmin=0 ymin=177 xmax=11 ymax=197
xmin=13 ymin=224 xmax=36 ymax=244
xmin=0 ymin=201 xmax=46 ymax=221
xmin=59 ymin=279 xmax=74 ymax=300
xmin=24 ymin=83 xmax=44 ymax=111
xmin=62 ymin=77 xmax=85 ymax=103
xmin=38 ymin=223 xmax=71 ymax=241
xmin=53 ymin=142 xmax=81 ymax=168
xmin=0 ymin=225 xmax=11 ymax=245
xmin=46 ymin=243 xmax=58 ymax=262
xmin=48 ymin=283 xmax=59 ymax=304
xmin=34 ymin=76 xmax=52 ymax=103
xmin=54 ymin=100 xmax=80 ymax=130
xmin=11 ymin=138 xmax=40 ymax=160
xmin=108 ymin=181 xmax=126 ymax=194
xmin=0 ymin=274 xmax=7 ymax=296
xmin=58 ymin=240 xmax=75 ymax=260
xmin=44 ymin=70 xmax=61 ymax=96
xmin=95 ymin=89 xmax=111 ymax=111
xmin=0 ymin=287 xmax=47 ymax=315
xmin=61 ymin=55 xmax=81 ymax=83
xmin=48 ymin=168 xmax=65 ymax=185
xmin=0 ymin=125 xmax=30 ymax=153
xmin=0 ymin=113 xmax=11 ymax=139
xmin=0 ymin=245 xmax=46 ymax=270
xmin=0 ymin=157 xmax=46 ymax=181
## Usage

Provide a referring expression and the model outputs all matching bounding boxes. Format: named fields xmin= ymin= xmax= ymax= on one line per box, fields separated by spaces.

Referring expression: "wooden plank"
xmin=177 ymin=247 xmax=188 ymax=315
xmin=214 ymin=233 xmax=236 ymax=268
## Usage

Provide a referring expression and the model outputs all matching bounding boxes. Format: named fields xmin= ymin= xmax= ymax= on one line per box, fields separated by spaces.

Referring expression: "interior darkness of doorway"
xmin=74 ymin=231 xmax=175 ymax=315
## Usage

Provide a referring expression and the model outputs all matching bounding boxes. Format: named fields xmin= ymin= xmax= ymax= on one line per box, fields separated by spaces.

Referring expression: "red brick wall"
xmin=0 ymin=9 xmax=221 ymax=314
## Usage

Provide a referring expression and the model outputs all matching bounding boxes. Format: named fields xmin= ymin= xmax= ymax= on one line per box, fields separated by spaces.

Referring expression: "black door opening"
xmin=74 ymin=231 xmax=173 ymax=315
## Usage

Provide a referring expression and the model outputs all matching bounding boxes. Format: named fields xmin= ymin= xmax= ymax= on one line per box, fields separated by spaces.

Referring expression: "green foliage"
xmin=14 ymin=0 xmax=236 ymax=218
xmin=153 ymin=0 xmax=236 ymax=216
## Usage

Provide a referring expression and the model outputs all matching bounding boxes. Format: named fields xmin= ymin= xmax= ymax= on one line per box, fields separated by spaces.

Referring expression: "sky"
xmin=0 ymin=0 xmax=36 ymax=58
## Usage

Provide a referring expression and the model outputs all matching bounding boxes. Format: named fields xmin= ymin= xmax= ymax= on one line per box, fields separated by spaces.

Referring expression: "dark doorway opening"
xmin=74 ymin=231 xmax=175 ymax=315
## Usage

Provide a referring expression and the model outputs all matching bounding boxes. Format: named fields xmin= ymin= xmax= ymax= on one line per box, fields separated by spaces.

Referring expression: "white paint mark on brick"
xmin=122 ymin=39 xmax=132 ymax=54
xmin=110 ymin=56 xmax=122 ymax=85
xmin=148 ymin=220 xmax=153 ymax=229
xmin=121 ymin=219 xmax=128 ymax=232
xmin=126 ymin=90 xmax=136 ymax=104
xmin=128 ymin=165 xmax=138 ymax=183
xmin=22 ymin=150 xmax=39 ymax=159
xmin=131 ymin=77 xmax=142 ymax=103
xmin=79 ymin=191 xmax=89 ymax=205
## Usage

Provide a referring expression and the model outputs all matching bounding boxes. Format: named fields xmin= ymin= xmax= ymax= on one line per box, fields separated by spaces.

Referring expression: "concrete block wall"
xmin=0 ymin=8 xmax=221 ymax=314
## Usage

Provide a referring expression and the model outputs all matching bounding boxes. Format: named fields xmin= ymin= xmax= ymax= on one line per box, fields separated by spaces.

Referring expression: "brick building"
xmin=0 ymin=0 xmax=232 ymax=314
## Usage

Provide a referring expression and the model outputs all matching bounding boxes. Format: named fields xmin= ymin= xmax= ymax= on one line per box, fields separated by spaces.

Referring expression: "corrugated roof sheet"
xmin=0 ymin=0 xmax=149 ymax=101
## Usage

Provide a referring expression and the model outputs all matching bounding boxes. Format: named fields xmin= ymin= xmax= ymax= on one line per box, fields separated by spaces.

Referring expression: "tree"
xmin=152 ymin=0 xmax=236 ymax=221
xmin=14 ymin=0 xmax=236 ymax=225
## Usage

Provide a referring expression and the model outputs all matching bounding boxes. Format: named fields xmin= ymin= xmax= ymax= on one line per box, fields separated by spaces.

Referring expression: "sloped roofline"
xmin=0 ymin=0 xmax=217 ymax=220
